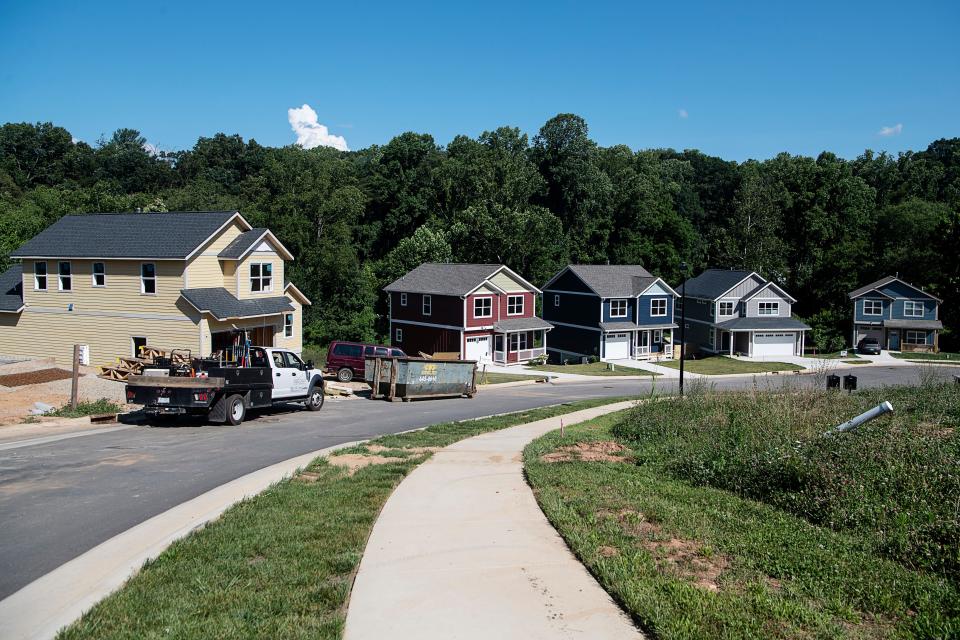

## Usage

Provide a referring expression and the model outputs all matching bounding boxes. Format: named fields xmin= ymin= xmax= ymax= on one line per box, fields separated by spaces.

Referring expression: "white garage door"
xmin=604 ymin=333 xmax=630 ymax=359
xmin=465 ymin=336 xmax=490 ymax=361
xmin=753 ymin=333 xmax=795 ymax=357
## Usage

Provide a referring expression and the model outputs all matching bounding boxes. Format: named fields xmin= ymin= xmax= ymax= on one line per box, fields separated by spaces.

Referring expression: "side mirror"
xmin=305 ymin=360 xmax=314 ymax=370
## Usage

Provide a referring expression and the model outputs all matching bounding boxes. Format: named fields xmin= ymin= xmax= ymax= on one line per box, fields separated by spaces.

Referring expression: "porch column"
xmin=729 ymin=332 xmax=734 ymax=356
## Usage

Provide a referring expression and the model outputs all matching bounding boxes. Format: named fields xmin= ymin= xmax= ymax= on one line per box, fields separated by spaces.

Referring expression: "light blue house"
xmin=542 ymin=265 xmax=678 ymax=363
xmin=848 ymin=276 xmax=942 ymax=352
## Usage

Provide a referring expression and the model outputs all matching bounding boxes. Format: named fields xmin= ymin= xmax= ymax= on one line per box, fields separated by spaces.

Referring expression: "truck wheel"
xmin=337 ymin=367 xmax=354 ymax=383
xmin=306 ymin=388 xmax=325 ymax=411
xmin=225 ymin=394 xmax=246 ymax=426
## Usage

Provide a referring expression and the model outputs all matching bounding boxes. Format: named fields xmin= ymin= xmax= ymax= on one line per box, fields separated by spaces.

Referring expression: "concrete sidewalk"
xmin=344 ymin=400 xmax=643 ymax=640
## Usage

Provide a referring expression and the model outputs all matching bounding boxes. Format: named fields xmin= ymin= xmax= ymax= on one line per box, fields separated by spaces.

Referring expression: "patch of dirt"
xmin=365 ymin=444 xmax=440 ymax=455
xmin=598 ymin=545 xmax=620 ymax=558
xmin=541 ymin=441 xmax=633 ymax=464
xmin=326 ymin=453 xmax=403 ymax=476
xmin=0 ymin=368 xmax=73 ymax=388
xmin=295 ymin=471 xmax=323 ymax=483
xmin=247 ymin=555 xmax=266 ymax=566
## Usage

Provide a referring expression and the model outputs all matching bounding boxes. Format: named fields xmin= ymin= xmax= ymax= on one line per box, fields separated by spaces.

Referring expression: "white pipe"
xmin=826 ymin=401 xmax=894 ymax=435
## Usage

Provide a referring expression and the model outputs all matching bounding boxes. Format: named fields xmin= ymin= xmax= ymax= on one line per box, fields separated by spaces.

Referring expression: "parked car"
xmin=857 ymin=337 xmax=881 ymax=355
xmin=326 ymin=341 xmax=406 ymax=382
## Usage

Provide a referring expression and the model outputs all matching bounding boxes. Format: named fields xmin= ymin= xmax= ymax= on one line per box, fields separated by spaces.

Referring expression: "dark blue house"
xmin=542 ymin=265 xmax=678 ymax=363
xmin=849 ymin=276 xmax=942 ymax=352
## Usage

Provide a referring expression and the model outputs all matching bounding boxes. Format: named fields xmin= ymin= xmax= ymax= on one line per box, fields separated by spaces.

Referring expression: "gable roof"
xmin=545 ymin=265 xmax=655 ymax=298
xmin=218 ymin=228 xmax=294 ymax=261
xmin=0 ymin=265 xmax=24 ymax=313
xmin=384 ymin=263 xmax=537 ymax=296
xmin=742 ymin=280 xmax=797 ymax=304
xmin=10 ymin=211 xmax=250 ymax=260
xmin=848 ymin=276 xmax=942 ymax=302
xmin=679 ymin=269 xmax=756 ymax=300
xmin=180 ymin=288 xmax=294 ymax=321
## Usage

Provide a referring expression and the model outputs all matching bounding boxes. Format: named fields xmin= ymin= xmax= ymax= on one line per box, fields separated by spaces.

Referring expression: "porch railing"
xmin=517 ymin=347 xmax=545 ymax=361
xmin=494 ymin=350 xmax=505 ymax=363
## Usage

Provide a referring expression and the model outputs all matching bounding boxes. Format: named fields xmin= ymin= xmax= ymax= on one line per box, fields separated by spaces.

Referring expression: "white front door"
xmin=466 ymin=336 xmax=490 ymax=361
xmin=753 ymin=332 xmax=795 ymax=357
xmin=605 ymin=333 xmax=630 ymax=359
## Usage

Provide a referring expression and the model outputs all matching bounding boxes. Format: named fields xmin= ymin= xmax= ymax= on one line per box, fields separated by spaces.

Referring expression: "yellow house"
xmin=0 ymin=211 xmax=311 ymax=366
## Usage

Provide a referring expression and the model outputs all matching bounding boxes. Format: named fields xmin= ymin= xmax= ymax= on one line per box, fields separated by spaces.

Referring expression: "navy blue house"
xmin=849 ymin=276 xmax=942 ymax=352
xmin=542 ymin=265 xmax=678 ymax=363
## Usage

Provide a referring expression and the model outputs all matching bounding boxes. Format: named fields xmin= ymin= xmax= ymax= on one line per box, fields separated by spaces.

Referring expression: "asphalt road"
xmin=0 ymin=364 xmax=952 ymax=599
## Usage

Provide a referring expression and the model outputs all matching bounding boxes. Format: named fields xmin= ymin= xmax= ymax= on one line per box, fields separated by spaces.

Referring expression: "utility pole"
xmin=679 ymin=263 xmax=687 ymax=397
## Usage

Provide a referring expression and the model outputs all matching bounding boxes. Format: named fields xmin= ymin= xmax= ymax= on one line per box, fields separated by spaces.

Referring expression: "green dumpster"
xmin=365 ymin=357 xmax=478 ymax=401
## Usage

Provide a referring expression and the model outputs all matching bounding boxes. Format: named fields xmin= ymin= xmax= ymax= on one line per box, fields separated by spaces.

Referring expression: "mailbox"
xmin=843 ymin=374 xmax=858 ymax=391
xmin=826 ymin=374 xmax=841 ymax=389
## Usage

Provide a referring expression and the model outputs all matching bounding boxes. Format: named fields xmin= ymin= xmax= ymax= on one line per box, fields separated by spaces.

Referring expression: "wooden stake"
xmin=560 ymin=417 xmax=564 ymax=438
xmin=70 ymin=344 xmax=80 ymax=410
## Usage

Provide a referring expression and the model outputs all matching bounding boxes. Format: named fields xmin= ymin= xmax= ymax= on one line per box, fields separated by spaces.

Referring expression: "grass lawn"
xmin=657 ymin=356 xmax=803 ymax=375
xmin=47 ymin=398 xmax=124 ymax=418
xmin=842 ymin=359 xmax=869 ymax=365
xmin=58 ymin=396 xmax=631 ymax=640
xmin=811 ymin=351 xmax=861 ymax=359
xmin=529 ymin=362 xmax=659 ymax=377
xmin=477 ymin=371 xmax=547 ymax=385
xmin=893 ymin=351 xmax=960 ymax=362
xmin=524 ymin=383 xmax=960 ymax=638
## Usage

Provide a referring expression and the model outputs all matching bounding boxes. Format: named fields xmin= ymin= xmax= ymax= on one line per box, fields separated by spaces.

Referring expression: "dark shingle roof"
xmin=883 ymin=319 xmax=943 ymax=330
xmin=680 ymin=269 xmax=755 ymax=300
xmin=180 ymin=288 xmax=294 ymax=321
xmin=218 ymin=228 xmax=269 ymax=259
xmin=714 ymin=316 xmax=810 ymax=331
xmin=0 ymin=265 xmax=24 ymax=312
xmin=848 ymin=276 xmax=942 ymax=302
xmin=561 ymin=265 xmax=655 ymax=298
xmin=598 ymin=321 xmax=640 ymax=331
xmin=493 ymin=317 xmax=553 ymax=332
xmin=384 ymin=263 xmax=504 ymax=296
xmin=10 ymin=211 xmax=242 ymax=259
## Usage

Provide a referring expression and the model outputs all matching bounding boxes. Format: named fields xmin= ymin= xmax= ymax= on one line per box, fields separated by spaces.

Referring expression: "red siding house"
xmin=384 ymin=263 xmax=552 ymax=364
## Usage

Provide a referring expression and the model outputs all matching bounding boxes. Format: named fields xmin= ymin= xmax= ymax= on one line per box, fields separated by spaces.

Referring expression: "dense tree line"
xmin=1 ymin=116 xmax=957 ymax=351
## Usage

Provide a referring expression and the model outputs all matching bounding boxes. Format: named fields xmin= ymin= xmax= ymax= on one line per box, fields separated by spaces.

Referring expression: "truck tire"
xmin=225 ymin=394 xmax=246 ymax=426
xmin=337 ymin=367 xmax=354 ymax=383
xmin=305 ymin=387 xmax=325 ymax=411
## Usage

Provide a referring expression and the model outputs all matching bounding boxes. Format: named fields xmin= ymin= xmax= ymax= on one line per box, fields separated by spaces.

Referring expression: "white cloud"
xmin=678 ymin=109 xmax=689 ymax=119
xmin=288 ymin=104 xmax=349 ymax=151
xmin=878 ymin=123 xmax=903 ymax=137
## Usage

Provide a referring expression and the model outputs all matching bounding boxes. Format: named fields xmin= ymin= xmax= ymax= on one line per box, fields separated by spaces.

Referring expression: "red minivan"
xmin=326 ymin=341 xmax=406 ymax=382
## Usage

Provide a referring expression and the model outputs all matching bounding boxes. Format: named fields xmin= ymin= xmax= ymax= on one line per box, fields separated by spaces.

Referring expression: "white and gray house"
xmin=677 ymin=269 xmax=810 ymax=358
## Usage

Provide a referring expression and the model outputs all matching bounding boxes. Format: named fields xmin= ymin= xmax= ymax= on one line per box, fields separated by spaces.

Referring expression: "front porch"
xmin=490 ymin=317 xmax=553 ymax=365
xmin=599 ymin=325 xmax=677 ymax=362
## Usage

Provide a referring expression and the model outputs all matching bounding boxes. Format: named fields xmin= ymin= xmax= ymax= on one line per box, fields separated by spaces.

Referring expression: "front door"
xmin=888 ymin=330 xmax=900 ymax=351
xmin=636 ymin=331 xmax=649 ymax=357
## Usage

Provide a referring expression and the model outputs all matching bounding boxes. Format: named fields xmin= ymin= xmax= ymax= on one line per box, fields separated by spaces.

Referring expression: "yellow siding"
xmin=223 ymin=261 xmax=237 ymax=295
xmin=185 ymin=220 xmax=246 ymax=289
xmin=489 ymin=270 xmax=529 ymax=293
xmin=237 ymin=252 xmax=285 ymax=299
xmin=274 ymin=298 xmax=303 ymax=354
xmin=0 ymin=306 xmax=200 ymax=366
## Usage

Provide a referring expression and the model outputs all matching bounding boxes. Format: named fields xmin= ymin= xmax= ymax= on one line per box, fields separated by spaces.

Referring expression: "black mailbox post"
xmin=843 ymin=374 xmax=858 ymax=392
xmin=826 ymin=374 xmax=841 ymax=389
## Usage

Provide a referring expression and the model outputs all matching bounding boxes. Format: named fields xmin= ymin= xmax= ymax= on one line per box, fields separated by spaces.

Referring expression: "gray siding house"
xmin=678 ymin=269 xmax=809 ymax=358
xmin=848 ymin=276 xmax=942 ymax=352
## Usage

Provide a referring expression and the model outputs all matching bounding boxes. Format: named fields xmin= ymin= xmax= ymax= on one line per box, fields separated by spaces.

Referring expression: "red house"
xmin=384 ymin=263 xmax=552 ymax=364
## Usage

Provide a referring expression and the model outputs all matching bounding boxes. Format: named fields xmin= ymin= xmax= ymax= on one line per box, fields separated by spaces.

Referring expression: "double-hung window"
xmin=284 ymin=313 xmax=294 ymax=337
xmin=422 ymin=294 xmax=432 ymax=316
xmin=719 ymin=301 xmax=734 ymax=316
xmin=34 ymin=262 xmax=48 ymax=290
xmin=903 ymin=301 xmax=924 ymax=317
xmin=758 ymin=302 xmax=779 ymax=316
xmin=507 ymin=295 xmax=524 ymax=316
xmin=58 ymin=262 xmax=72 ymax=291
xmin=250 ymin=263 xmax=273 ymax=293
xmin=553 ymin=294 xmax=560 ymax=307
xmin=141 ymin=263 xmax=156 ymax=294
xmin=400 ymin=292 xmax=408 ymax=306
xmin=92 ymin=262 xmax=106 ymax=287
xmin=650 ymin=298 xmax=667 ymax=317
xmin=610 ymin=299 xmax=628 ymax=318
xmin=863 ymin=300 xmax=883 ymax=316
xmin=474 ymin=297 xmax=492 ymax=319
xmin=905 ymin=330 xmax=926 ymax=345
xmin=509 ymin=332 xmax=528 ymax=352
xmin=395 ymin=327 xmax=403 ymax=342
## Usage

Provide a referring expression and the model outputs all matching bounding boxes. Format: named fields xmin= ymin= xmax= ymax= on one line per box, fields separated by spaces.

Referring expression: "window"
xmin=904 ymin=301 xmax=924 ymax=317
xmin=650 ymin=298 xmax=667 ymax=317
xmin=332 ymin=343 xmax=363 ymax=358
xmin=250 ymin=262 xmax=273 ymax=293
xmin=709 ymin=303 xmax=715 ymax=318
xmin=708 ymin=330 xmax=715 ymax=347
xmin=653 ymin=329 xmax=662 ymax=343
xmin=905 ymin=330 xmax=927 ymax=345
xmin=422 ymin=294 xmax=432 ymax=316
xmin=34 ymin=261 xmax=47 ymax=290
xmin=509 ymin=332 xmax=528 ymax=352
xmin=400 ymin=292 xmax=408 ymax=306
xmin=131 ymin=336 xmax=147 ymax=358
xmin=92 ymin=262 xmax=106 ymax=287
xmin=863 ymin=300 xmax=883 ymax=316
xmin=272 ymin=351 xmax=285 ymax=368
xmin=610 ymin=299 xmax=628 ymax=318
xmin=758 ymin=302 xmax=779 ymax=316
xmin=675 ymin=297 xmax=683 ymax=314
xmin=554 ymin=294 xmax=560 ymax=307
xmin=507 ymin=295 xmax=524 ymax=316
xmin=284 ymin=313 xmax=294 ymax=337
xmin=395 ymin=327 xmax=404 ymax=342
xmin=719 ymin=301 xmax=734 ymax=316
xmin=141 ymin=263 xmax=156 ymax=294
xmin=391 ymin=349 xmax=405 ymax=357
xmin=250 ymin=348 xmax=269 ymax=368
xmin=473 ymin=297 xmax=492 ymax=318
xmin=283 ymin=352 xmax=305 ymax=369
xmin=58 ymin=261 xmax=72 ymax=291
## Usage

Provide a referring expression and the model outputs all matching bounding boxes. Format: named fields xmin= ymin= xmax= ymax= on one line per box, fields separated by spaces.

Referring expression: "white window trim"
xmin=284 ymin=313 xmax=294 ymax=338
xmin=473 ymin=296 xmax=493 ymax=319
xmin=718 ymin=301 xmax=735 ymax=316
xmin=653 ymin=329 xmax=663 ymax=342
xmin=400 ymin=292 xmax=408 ymax=307
xmin=758 ymin=301 xmax=780 ymax=316
xmin=863 ymin=300 xmax=883 ymax=316
xmin=422 ymin=294 xmax=432 ymax=316
xmin=395 ymin=327 xmax=403 ymax=342
xmin=249 ymin=262 xmax=274 ymax=293
xmin=34 ymin=261 xmax=48 ymax=291
xmin=141 ymin=262 xmax=157 ymax=295
xmin=58 ymin=261 xmax=72 ymax=292
xmin=507 ymin=295 xmax=524 ymax=316
xmin=650 ymin=298 xmax=667 ymax=317
xmin=903 ymin=301 xmax=924 ymax=318
xmin=92 ymin=262 xmax=106 ymax=288
xmin=610 ymin=299 xmax=628 ymax=318
xmin=553 ymin=294 xmax=560 ymax=307
xmin=904 ymin=330 xmax=926 ymax=345
xmin=509 ymin=332 xmax=528 ymax=352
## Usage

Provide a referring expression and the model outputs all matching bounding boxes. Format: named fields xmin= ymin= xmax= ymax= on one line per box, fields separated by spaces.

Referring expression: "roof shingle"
xmin=384 ymin=263 xmax=505 ymax=296
xmin=561 ymin=265 xmax=655 ymax=298
xmin=218 ymin=228 xmax=270 ymax=259
xmin=0 ymin=265 xmax=24 ymax=312
xmin=679 ymin=269 xmax=755 ymax=299
xmin=180 ymin=288 xmax=293 ymax=321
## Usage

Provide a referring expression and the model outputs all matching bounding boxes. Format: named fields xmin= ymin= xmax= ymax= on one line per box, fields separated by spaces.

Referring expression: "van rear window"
xmin=333 ymin=344 xmax=363 ymax=358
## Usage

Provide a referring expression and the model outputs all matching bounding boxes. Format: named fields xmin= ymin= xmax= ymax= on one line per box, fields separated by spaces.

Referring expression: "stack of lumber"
xmin=98 ymin=347 xmax=164 ymax=381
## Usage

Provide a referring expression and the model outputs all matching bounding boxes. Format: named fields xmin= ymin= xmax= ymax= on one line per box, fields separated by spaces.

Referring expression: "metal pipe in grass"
xmin=825 ymin=401 xmax=894 ymax=435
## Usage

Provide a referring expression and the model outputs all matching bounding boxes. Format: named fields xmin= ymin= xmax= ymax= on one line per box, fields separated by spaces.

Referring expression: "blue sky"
xmin=1 ymin=0 xmax=957 ymax=161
